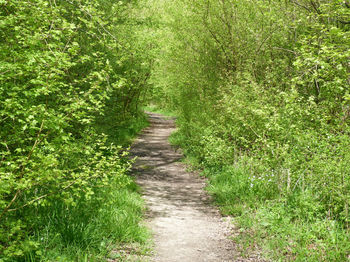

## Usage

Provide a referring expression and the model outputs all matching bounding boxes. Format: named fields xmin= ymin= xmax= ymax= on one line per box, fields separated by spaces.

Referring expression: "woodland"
xmin=0 ymin=0 xmax=349 ymax=261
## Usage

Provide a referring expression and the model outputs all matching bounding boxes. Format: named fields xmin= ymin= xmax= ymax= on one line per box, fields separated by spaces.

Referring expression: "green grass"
xmin=233 ymin=200 xmax=350 ymax=261
xmin=209 ymin=166 xmax=350 ymax=261
xmin=14 ymin=174 xmax=151 ymax=262
xmin=2 ymin=113 xmax=151 ymax=262
xmin=172 ymin=146 xmax=350 ymax=261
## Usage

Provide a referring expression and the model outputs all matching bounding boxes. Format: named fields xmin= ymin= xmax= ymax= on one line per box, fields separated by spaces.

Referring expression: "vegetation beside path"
xmin=0 ymin=0 xmax=151 ymax=260
xmin=148 ymin=0 xmax=350 ymax=261
xmin=1 ymin=0 xmax=350 ymax=261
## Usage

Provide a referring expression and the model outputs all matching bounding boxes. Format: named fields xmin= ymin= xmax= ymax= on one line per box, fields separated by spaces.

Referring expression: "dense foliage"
xmin=0 ymin=0 xmax=151 ymax=260
xmin=2 ymin=0 xmax=350 ymax=260
xmin=149 ymin=0 xmax=350 ymax=260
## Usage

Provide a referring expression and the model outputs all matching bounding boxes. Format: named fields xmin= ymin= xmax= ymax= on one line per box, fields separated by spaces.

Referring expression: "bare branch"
xmin=291 ymin=0 xmax=312 ymax=12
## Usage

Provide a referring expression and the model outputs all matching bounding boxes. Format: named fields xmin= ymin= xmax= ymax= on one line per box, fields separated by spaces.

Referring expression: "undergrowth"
xmin=29 ymin=180 xmax=149 ymax=261
xmin=170 ymin=130 xmax=350 ymax=261
xmin=156 ymin=1 xmax=350 ymax=259
xmin=1 ymin=113 xmax=150 ymax=261
xmin=1 ymin=0 xmax=153 ymax=260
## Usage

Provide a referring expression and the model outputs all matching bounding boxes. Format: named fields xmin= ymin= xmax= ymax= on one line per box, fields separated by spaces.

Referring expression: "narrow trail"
xmin=131 ymin=113 xmax=260 ymax=262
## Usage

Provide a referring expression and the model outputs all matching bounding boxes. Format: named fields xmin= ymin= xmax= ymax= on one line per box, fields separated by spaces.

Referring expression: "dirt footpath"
xmin=131 ymin=113 xmax=261 ymax=262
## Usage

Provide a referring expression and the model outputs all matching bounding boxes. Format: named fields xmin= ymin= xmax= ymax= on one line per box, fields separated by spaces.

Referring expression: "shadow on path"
xmin=130 ymin=112 xmax=264 ymax=262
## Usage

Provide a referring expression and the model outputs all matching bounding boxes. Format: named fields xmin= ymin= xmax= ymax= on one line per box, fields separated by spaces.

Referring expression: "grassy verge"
xmin=206 ymin=165 xmax=349 ymax=261
xmin=39 ymin=114 xmax=151 ymax=261
xmin=169 ymin=131 xmax=350 ymax=262
xmin=2 ymin=113 xmax=151 ymax=262
xmin=34 ymin=181 xmax=150 ymax=261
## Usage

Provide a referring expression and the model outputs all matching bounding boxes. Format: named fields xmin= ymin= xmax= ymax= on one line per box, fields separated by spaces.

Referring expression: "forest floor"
xmin=129 ymin=112 xmax=264 ymax=262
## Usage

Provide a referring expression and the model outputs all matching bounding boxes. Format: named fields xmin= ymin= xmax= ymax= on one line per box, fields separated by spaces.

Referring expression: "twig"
xmin=272 ymin=47 xmax=298 ymax=55
xmin=290 ymin=0 xmax=312 ymax=12
xmin=66 ymin=0 xmax=119 ymax=42
xmin=0 ymin=190 xmax=21 ymax=221
xmin=7 ymin=181 xmax=76 ymax=212
xmin=256 ymin=26 xmax=279 ymax=53
xmin=0 ymin=70 xmax=10 ymax=75
xmin=0 ymin=121 xmax=45 ymax=220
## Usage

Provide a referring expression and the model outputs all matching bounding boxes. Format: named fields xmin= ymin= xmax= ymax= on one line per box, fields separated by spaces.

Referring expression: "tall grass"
xmin=27 ymin=180 xmax=149 ymax=261
xmin=1 ymin=114 xmax=150 ymax=262
xmin=170 ymin=130 xmax=350 ymax=261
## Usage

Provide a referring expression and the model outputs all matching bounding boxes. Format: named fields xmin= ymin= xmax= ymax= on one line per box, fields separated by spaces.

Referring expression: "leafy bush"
xmin=149 ymin=0 xmax=350 ymax=260
xmin=0 ymin=0 xmax=152 ymax=259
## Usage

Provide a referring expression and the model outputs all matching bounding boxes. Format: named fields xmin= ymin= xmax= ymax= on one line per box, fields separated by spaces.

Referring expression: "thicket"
xmin=0 ymin=0 xmax=152 ymax=260
xmin=149 ymin=0 xmax=350 ymax=260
